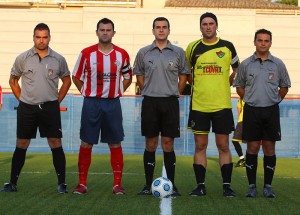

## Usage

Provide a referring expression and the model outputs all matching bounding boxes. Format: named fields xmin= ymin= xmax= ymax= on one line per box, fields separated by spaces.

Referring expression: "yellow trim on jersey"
xmin=232 ymin=138 xmax=246 ymax=144
xmin=187 ymin=127 xmax=209 ymax=134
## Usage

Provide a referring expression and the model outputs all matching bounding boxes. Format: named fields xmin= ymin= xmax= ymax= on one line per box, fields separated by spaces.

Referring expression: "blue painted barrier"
xmin=0 ymin=94 xmax=299 ymax=157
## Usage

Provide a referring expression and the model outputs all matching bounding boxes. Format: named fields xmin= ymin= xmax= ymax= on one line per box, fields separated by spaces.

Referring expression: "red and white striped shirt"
xmin=73 ymin=44 xmax=132 ymax=98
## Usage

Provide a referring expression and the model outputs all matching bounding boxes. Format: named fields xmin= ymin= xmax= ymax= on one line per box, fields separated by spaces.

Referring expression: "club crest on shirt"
xmin=216 ymin=51 xmax=225 ymax=58
xmin=114 ymin=60 xmax=121 ymax=67
xmin=168 ymin=60 xmax=177 ymax=70
xmin=48 ymin=69 xmax=54 ymax=77
xmin=268 ymin=73 xmax=275 ymax=80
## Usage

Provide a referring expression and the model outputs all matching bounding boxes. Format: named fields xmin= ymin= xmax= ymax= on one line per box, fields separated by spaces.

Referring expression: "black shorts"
xmin=17 ymin=100 xmax=62 ymax=139
xmin=188 ymin=109 xmax=235 ymax=135
xmin=243 ymin=103 xmax=281 ymax=142
xmin=141 ymin=96 xmax=180 ymax=138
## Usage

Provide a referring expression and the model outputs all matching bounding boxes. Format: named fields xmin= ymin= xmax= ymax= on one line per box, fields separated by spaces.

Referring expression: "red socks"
xmin=78 ymin=146 xmax=92 ymax=186
xmin=110 ymin=147 xmax=124 ymax=186
xmin=78 ymin=146 xmax=123 ymax=187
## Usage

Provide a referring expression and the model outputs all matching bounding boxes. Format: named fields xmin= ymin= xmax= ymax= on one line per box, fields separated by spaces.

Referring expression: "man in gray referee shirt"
xmin=1 ymin=23 xmax=71 ymax=193
xmin=233 ymin=29 xmax=291 ymax=198
xmin=134 ymin=17 xmax=190 ymax=197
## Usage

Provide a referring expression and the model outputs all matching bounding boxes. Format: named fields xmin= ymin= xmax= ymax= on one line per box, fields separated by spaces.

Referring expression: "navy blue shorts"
xmin=80 ymin=97 xmax=124 ymax=145
xmin=243 ymin=103 xmax=281 ymax=142
xmin=188 ymin=109 xmax=235 ymax=135
xmin=141 ymin=96 xmax=180 ymax=138
xmin=17 ymin=100 xmax=62 ymax=139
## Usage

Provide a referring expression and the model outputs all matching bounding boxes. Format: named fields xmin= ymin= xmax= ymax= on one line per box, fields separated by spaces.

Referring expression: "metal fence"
xmin=1 ymin=94 xmax=299 ymax=157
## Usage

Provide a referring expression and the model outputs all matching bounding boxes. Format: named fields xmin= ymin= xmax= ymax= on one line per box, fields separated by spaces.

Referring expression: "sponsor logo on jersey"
xmin=196 ymin=65 xmax=222 ymax=74
xmin=97 ymin=73 xmax=117 ymax=82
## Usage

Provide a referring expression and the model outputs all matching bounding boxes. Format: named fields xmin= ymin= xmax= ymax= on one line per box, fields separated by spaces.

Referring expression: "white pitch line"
xmin=160 ymin=164 xmax=172 ymax=215
xmin=4 ymin=171 xmax=300 ymax=179
xmin=18 ymin=171 xmax=140 ymax=175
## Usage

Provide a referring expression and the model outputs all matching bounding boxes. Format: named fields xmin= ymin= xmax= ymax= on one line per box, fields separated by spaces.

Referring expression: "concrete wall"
xmin=142 ymin=0 xmax=165 ymax=8
xmin=0 ymin=7 xmax=299 ymax=95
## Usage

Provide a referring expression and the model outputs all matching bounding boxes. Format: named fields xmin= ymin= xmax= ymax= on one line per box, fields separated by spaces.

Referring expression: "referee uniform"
xmin=134 ymin=38 xmax=190 ymax=195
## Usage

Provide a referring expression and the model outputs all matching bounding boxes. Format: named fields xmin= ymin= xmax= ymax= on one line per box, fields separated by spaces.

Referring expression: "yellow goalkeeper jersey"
xmin=186 ymin=38 xmax=239 ymax=112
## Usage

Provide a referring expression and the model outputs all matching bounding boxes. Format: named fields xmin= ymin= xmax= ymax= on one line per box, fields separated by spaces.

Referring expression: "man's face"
xmin=152 ymin=20 xmax=170 ymax=42
xmin=33 ymin=30 xmax=50 ymax=51
xmin=200 ymin=17 xmax=218 ymax=40
xmin=254 ymin=33 xmax=272 ymax=54
xmin=96 ymin=23 xmax=115 ymax=44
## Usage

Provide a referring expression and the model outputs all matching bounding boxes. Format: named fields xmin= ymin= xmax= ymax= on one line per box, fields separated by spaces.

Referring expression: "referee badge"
xmin=268 ymin=73 xmax=275 ymax=81
xmin=168 ymin=60 xmax=175 ymax=70
xmin=48 ymin=69 xmax=54 ymax=77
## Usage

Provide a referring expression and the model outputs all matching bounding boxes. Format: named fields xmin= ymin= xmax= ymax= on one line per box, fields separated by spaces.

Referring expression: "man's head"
xmin=199 ymin=12 xmax=218 ymax=41
xmin=33 ymin=23 xmax=51 ymax=51
xmin=152 ymin=17 xmax=170 ymax=42
xmin=254 ymin=29 xmax=272 ymax=55
xmin=96 ymin=18 xmax=116 ymax=44
xmin=254 ymin=28 xmax=272 ymax=42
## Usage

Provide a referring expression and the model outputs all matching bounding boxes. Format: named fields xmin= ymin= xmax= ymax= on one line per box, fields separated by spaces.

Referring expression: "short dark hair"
xmin=96 ymin=18 xmax=115 ymax=31
xmin=152 ymin=17 xmax=170 ymax=29
xmin=200 ymin=12 xmax=218 ymax=26
xmin=254 ymin=29 xmax=272 ymax=41
xmin=34 ymin=23 xmax=50 ymax=35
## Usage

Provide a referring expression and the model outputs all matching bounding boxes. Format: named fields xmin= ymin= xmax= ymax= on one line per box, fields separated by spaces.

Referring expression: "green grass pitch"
xmin=0 ymin=152 xmax=299 ymax=214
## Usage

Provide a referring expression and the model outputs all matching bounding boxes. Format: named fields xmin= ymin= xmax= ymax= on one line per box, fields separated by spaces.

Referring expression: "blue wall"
xmin=0 ymin=94 xmax=299 ymax=157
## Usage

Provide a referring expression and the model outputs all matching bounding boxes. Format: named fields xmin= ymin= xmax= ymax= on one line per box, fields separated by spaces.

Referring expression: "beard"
xmin=99 ymin=38 xmax=112 ymax=44
xmin=203 ymin=32 xmax=216 ymax=40
xmin=35 ymin=43 xmax=48 ymax=51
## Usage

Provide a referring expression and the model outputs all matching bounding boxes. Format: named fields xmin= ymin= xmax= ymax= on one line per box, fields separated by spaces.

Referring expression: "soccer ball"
xmin=151 ymin=177 xmax=173 ymax=198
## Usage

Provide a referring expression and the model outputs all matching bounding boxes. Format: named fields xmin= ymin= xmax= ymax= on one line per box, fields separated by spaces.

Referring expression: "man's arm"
xmin=136 ymin=75 xmax=144 ymax=90
xmin=279 ymin=87 xmax=289 ymax=100
xmin=58 ymin=76 xmax=71 ymax=103
xmin=9 ymin=75 xmax=21 ymax=101
xmin=72 ymin=75 xmax=84 ymax=94
xmin=187 ymin=74 xmax=192 ymax=85
xmin=123 ymin=76 xmax=132 ymax=92
xmin=229 ymin=67 xmax=237 ymax=86
xmin=178 ymin=74 xmax=187 ymax=95
xmin=236 ymin=87 xmax=245 ymax=99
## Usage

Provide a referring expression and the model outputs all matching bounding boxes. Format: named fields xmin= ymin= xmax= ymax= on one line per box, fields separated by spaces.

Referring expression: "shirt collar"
xmin=150 ymin=40 xmax=174 ymax=51
xmin=251 ymin=52 xmax=274 ymax=62
xmin=29 ymin=46 xmax=52 ymax=57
